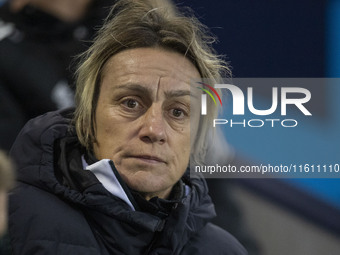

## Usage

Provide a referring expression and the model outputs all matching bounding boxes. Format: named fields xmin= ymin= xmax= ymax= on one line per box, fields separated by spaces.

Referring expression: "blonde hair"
xmin=0 ymin=151 xmax=14 ymax=191
xmin=74 ymin=0 xmax=230 ymax=163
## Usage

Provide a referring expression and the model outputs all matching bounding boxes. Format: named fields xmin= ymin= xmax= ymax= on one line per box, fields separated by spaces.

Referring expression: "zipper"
xmin=143 ymin=219 xmax=166 ymax=255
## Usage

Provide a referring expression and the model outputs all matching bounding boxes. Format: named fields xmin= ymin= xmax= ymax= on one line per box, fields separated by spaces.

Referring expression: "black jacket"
xmin=9 ymin=109 xmax=247 ymax=255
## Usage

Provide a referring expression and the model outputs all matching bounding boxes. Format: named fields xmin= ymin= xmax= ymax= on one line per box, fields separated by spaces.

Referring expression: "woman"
xmin=9 ymin=0 xmax=247 ymax=254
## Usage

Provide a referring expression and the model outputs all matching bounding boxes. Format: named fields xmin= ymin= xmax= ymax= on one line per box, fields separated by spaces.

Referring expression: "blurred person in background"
xmin=0 ymin=150 xmax=14 ymax=254
xmin=0 ymin=0 xmax=116 ymax=151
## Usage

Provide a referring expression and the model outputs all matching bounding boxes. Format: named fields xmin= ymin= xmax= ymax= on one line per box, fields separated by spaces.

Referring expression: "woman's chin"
xmin=120 ymin=172 xmax=173 ymax=200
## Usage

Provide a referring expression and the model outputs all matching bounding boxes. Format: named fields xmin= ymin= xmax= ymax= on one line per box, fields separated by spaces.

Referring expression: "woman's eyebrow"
xmin=164 ymin=90 xmax=191 ymax=99
xmin=115 ymin=83 xmax=199 ymax=100
xmin=116 ymin=83 xmax=197 ymax=97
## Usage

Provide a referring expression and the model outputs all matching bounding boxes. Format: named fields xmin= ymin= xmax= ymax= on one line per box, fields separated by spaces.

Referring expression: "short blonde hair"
xmin=74 ymin=0 xmax=230 ymax=162
xmin=0 ymin=151 xmax=14 ymax=191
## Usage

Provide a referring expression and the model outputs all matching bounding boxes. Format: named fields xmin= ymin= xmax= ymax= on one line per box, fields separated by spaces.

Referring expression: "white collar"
xmin=82 ymin=156 xmax=135 ymax=211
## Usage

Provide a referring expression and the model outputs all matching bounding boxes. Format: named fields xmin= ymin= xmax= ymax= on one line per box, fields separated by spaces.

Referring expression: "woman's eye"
xmin=172 ymin=108 xmax=184 ymax=118
xmin=123 ymin=99 xmax=138 ymax=109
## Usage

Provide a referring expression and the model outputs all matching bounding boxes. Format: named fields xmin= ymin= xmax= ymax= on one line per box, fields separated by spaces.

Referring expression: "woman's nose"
xmin=138 ymin=105 xmax=167 ymax=144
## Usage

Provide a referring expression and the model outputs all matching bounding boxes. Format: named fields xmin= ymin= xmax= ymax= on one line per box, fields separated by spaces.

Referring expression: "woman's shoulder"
xmin=9 ymin=183 xmax=100 ymax=255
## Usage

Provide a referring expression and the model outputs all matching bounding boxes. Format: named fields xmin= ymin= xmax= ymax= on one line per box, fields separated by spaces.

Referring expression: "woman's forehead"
xmin=101 ymin=47 xmax=201 ymax=84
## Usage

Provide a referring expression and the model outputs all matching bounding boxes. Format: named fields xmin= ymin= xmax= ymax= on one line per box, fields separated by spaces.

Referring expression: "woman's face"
xmin=93 ymin=47 xmax=201 ymax=200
